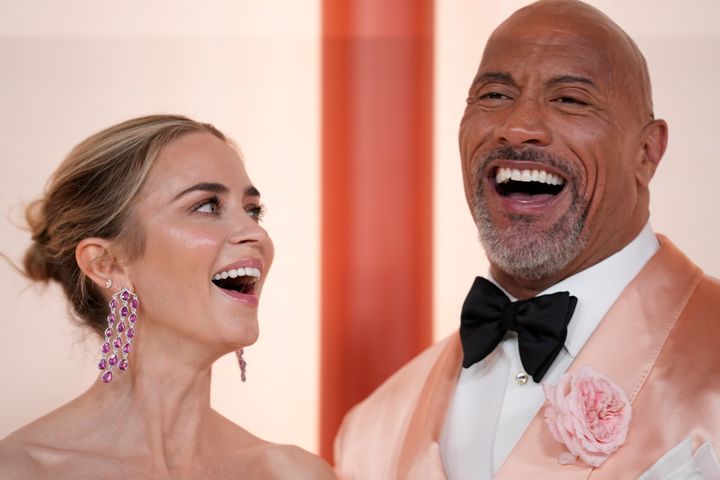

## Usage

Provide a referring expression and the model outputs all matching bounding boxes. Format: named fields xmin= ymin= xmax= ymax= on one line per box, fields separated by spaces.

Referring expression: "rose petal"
xmin=543 ymin=382 xmax=558 ymax=406
xmin=576 ymin=449 xmax=609 ymax=468
xmin=556 ymin=421 xmax=583 ymax=457
xmin=558 ymin=452 xmax=577 ymax=466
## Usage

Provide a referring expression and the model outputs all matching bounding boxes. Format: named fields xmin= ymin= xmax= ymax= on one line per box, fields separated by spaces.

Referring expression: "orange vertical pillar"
xmin=321 ymin=0 xmax=434 ymax=462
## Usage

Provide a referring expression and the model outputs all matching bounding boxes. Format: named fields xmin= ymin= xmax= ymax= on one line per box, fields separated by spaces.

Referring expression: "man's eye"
xmin=554 ymin=96 xmax=588 ymax=106
xmin=479 ymin=91 xmax=510 ymax=101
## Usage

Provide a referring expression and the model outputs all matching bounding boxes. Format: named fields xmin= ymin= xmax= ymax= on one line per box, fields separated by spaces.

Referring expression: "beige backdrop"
xmin=1 ymin=0 xmax=718 ymax=454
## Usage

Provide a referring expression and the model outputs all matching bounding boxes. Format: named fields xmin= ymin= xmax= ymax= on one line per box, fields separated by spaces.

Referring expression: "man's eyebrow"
xmin=547 ymin=75 xmax=596 ymax=87
xmin=173 ymin=182 xmax=229 ymax=200
xmin=473 ymin=71 xmax=515 ymax=87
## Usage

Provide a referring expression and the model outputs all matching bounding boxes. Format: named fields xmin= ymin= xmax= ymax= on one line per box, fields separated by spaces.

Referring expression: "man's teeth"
xmin=495 ymin=167 xmax=565 ymax=186
xmin=213 ymin=267 xmax=261 ymax=281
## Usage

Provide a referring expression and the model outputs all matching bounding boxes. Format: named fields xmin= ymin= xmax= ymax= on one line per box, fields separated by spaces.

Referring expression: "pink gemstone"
xmin=120 ymin=306 xmax=129 ymax=317
xmin=104 ymin=327 xmax=113 ymax=338
xmin=127 ymin=327 xmax=135 ymax=339
xmin=102 ymin=371 xmax=113 ymax=383
xmin=107 ymin=314 xmax=115 ymax=325
xmin=98 ymin=358 xmax=107 ymax=370
xmin=123 ymin=343 xmax=132 ymax=354
xmin=121 ymin=290 xmax=130 ymax=301
xmin=113 ymin=337 xmax=122 ymax=349
xmin=108 ymin=354 xmax=118 ymax=366
xmin=118 ymin=359 xmax=129 ymax=370
xmin=110 ymin=299 xmax=117 ymax=310
xmin=129 ymin=313 xmax=137 ymax=323
xmin=117 ymin=321 xmax=126 ymax=333
xmin=101 ymin=342 xmax=110 ymax=353
xmin=131 ymin=298 xmax=139 ymax=309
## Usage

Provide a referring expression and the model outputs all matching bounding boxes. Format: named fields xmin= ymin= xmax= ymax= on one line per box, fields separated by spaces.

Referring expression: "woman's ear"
xmin=75 ymin=238 xmax=130 ymax=291
xmin=636 ymin=119 xmax=668 ymax=187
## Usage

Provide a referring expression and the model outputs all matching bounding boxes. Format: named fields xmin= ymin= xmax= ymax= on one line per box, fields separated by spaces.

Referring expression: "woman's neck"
xmin=84 ymin=334 xmax=222 ymax=471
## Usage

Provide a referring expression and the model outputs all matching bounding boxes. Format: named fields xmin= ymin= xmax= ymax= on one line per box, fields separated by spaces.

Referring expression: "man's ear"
xmin=75 ymin=238 xmax=130 ymax=291
xmin=636 ymin=119 xmax=668 ymax=187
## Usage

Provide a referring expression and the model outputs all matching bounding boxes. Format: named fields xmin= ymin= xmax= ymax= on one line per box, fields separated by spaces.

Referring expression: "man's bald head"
xmin=487 ymin=0 xmax=654 ymax=122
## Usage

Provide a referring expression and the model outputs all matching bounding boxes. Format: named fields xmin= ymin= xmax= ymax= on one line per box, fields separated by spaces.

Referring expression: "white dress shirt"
xmin=439 ymin=223 xmax=660 ymax=480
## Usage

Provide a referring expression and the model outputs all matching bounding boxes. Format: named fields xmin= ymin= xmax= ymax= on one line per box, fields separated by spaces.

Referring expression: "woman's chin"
xmin=229 ymin=320 xmax=260 ymax=349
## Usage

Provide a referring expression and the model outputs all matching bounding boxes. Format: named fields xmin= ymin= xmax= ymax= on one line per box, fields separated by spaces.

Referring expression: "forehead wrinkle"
xmin=487 ymin=0 xmax=653 ymax=120
xmin=479 ymin=36 xmax=608 ymax=95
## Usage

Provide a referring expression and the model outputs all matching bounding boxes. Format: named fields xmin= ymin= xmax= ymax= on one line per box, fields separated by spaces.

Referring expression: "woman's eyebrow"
xmin=173 ymin=182 xmax=229 ymax=201
xmin=245 ymin=185 xmax=261 ymax=198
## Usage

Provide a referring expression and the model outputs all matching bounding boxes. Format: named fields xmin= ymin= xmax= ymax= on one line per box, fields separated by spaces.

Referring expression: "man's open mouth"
xmin=212 ymin=267 xmax=261 ymax=295
xmin=493 ymin=167 xmax=566 ymax=198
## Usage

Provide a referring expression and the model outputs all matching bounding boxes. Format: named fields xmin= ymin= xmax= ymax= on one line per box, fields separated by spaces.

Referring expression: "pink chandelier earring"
xmin=236 ymin=348 xmax=247 ymax=382
xmin=97 ymin=286 xmax=139 ymax=383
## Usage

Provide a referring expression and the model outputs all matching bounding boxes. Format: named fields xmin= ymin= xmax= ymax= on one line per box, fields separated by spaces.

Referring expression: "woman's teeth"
xmin=213 ymin=267 xmax=261 ymax=281
xmin=495 ymin=167 xmax=565 ymax=186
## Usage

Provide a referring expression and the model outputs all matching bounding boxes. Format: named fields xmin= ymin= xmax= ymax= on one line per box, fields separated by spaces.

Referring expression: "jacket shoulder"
xmin=343 ymin=335 xmax=455 ymax=423
xmin=334 ymin=335 xmax=457 ymax=477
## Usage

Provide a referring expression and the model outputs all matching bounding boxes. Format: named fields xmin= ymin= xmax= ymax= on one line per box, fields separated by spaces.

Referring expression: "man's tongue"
xmin=506 ymin=191 xmax=557 ymax=203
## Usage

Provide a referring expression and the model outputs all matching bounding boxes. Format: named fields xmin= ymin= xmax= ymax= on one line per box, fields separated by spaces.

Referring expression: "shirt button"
xmin=514 ymin=371 xmax=529 ymax=385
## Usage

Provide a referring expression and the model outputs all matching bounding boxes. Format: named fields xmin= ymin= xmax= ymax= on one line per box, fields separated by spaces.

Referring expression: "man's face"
xmin=460 ymin=17 xmax=654 ymax=284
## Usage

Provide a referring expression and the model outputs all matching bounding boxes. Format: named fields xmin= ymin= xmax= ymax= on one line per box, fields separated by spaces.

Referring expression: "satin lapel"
xmin=496 ymin=236 xmax=703 ymax=479
xmin=396 ymin=334 xmax=463 ymax=479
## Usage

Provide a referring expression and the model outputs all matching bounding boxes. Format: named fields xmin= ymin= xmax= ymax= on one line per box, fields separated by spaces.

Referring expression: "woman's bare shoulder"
xmin=210 ymin=412 xmax=336 ymax=478
xmin=0 ymin=406 xmax=102 ymax=480
xmin=247 ymin=443 xmax=337 ymax=480
xmin=0 ymin=435 xmax=51 ymax=480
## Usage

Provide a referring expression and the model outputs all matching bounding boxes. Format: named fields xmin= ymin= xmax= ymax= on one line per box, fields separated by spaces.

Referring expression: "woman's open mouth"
xmin=211 ymin=266 xmax=261 ymax=304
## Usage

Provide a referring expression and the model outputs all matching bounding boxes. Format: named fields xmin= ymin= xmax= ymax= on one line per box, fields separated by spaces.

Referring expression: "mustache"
xmin=475 ymin=146 xmax=576 ymax=180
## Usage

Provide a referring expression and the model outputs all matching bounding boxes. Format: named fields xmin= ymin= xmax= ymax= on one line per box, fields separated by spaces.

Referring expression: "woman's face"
xmin=125 ymin=131 xmax=274 ymax=354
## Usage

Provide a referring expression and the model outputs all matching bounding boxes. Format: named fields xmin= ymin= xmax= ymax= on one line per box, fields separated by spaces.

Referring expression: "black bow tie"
xmin=460 ymin=277 xmax=577 ymax=383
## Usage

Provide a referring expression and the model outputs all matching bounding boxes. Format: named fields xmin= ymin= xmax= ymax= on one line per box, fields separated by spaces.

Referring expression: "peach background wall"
xmin=1 ymin=0 xmax=718 ymax=454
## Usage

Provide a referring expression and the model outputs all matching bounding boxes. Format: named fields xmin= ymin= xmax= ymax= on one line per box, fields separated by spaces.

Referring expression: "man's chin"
xmin=486 ymin=250 xmax=562 ymax=281
xmin=478 ymin=225 xmax=587 ymax=282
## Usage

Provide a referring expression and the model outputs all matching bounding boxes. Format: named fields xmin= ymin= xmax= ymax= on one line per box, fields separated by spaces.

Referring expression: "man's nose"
xmin=494 ymin=98 xmax=552 ymax=147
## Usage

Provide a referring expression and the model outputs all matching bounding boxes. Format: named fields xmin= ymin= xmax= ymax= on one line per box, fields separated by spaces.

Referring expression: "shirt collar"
xmin=489 ymin=222 xmax=660 ymax=358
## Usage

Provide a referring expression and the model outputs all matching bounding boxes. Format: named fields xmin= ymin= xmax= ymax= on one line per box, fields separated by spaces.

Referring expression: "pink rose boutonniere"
xmin=543 ymin=366 xmax=632 ymax=468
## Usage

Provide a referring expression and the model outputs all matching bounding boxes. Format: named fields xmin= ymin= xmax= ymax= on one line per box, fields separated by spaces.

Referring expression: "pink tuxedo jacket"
xmin=334 ymin=236 xmax=720 ymax=479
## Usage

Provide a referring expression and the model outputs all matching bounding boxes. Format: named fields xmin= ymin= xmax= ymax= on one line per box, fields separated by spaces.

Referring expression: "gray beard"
xmin=470 ymin=149 xmax=589 ymax=281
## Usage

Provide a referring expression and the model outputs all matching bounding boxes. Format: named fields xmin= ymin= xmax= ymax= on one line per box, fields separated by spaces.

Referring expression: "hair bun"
xmin=22 ymin=198 xmax=56 ymax=283
xmin=23 ymin=240 xmax=53 ymax=283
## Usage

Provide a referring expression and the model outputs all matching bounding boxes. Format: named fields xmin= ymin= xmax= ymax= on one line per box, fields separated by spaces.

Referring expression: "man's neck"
xmin=489 ymin=266 xmax=554 ymax=300
xmin=491 ymin=224 xmax=653 ymax=300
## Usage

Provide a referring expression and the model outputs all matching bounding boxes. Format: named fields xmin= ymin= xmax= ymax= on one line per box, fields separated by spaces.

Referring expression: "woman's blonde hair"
xmin=23 ymin=114 xmax=226 ymax=336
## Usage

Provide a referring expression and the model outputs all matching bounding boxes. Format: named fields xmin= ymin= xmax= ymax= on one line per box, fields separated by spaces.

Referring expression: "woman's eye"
xmin=246 ymin=204 xmax=266 ymax=222
xmin=192 ymin=196 xmax=221 ymax=214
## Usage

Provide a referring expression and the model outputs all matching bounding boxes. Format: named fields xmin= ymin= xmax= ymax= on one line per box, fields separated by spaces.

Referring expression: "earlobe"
xmin=637 ymin=119 xmax=668 ymax=187
xmin=75 ymin=238 xmax=129 ymax=291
